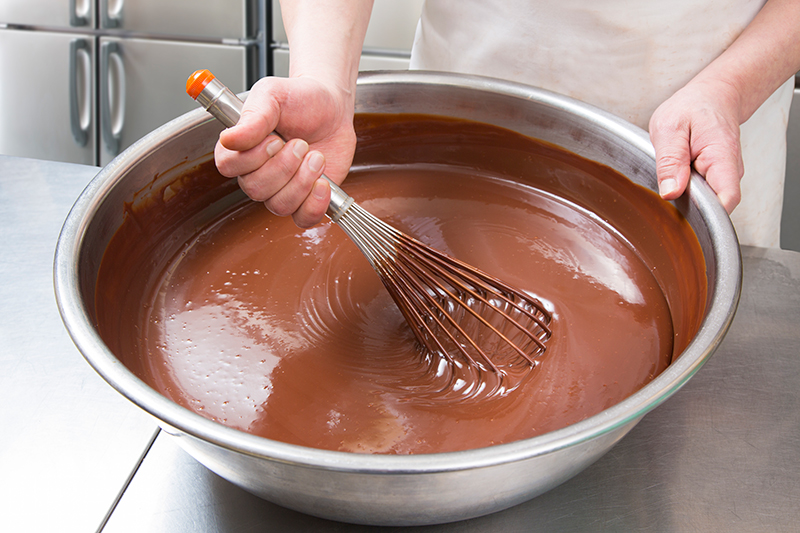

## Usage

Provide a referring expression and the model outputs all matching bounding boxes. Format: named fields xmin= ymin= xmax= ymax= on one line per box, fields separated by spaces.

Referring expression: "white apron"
xmin=410 ymin=0 xmax=793 ymax=247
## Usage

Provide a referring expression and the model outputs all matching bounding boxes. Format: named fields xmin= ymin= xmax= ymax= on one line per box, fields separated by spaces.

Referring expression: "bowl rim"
xmin=54 ymin=70 xmax=741 ymax=474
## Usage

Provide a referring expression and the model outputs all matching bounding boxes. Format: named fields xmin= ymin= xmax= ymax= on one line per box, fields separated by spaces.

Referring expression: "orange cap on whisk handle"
xmin=187 ymin=69 xmax=215 ymax=100
xmin=185 ymin=69 xmax=243 ymax=128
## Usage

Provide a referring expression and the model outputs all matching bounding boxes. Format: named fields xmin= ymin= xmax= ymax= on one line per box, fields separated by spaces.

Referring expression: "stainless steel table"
xmin=0 ymin=156 xmax=158 ymax=533
xmin=2 ymin=155 xmax=798 ymax=532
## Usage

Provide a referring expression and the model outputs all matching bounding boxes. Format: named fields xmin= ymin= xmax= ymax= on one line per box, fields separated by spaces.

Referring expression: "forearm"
xmin=280 ymin=0 xmax=374 ymax=96
xmin=692 ymin=0 xmax=800 ymax=123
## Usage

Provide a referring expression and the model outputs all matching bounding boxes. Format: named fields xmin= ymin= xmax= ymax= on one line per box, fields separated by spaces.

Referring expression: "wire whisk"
xmin=187 ymin=69 xmax=552 ymax=375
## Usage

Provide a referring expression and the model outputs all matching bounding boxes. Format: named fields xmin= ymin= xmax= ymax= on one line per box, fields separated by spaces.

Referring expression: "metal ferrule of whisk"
xmin=187 ymin=70 xmax=552 ymax=380
xmin=191 ymin=75 xmax=243 ymax=129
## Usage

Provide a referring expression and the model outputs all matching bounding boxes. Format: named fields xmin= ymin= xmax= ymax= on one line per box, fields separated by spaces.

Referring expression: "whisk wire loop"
xmin=397 ymin=237 xmax=551 ymax=349
xmin=334 ymin=203 xmax=552 ymax=374
xmin=333 ymin=206 xmax=478 ymax=367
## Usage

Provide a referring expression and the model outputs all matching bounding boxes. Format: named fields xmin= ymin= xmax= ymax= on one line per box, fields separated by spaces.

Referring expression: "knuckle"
xmin=293 ymin=205 xmax=325 ymax=229
xmin=264 ymin=196 xmax=295 ymax=217
xmin=237 ymin=175 xmax=270 ymax=202
xmin=274 ymin=157 xmax=298 ymax=177
xmin=213 ymin=149 xmax=237 ymax=177
xmin=656 ymin=153 xmax=688 ymax=177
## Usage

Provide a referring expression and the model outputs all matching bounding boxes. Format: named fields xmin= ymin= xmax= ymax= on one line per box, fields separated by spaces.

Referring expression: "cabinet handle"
xmin=69 ymin=0 xmax=89 ymax=27
xmin=100 ymin=41 xmax=125 ymax=155
xmin=69 ymin=39 xmax=90 ymax=147
xmin=101 ymin=0 xmax=124 ymax=28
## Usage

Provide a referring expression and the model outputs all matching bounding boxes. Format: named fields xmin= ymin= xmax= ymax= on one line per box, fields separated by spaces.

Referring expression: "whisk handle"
xmin=186 ymin=70 xmax=353 ymax=221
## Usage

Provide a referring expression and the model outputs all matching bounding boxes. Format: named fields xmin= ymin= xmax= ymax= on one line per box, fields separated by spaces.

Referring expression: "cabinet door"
xmin=0 ymin=0 xmax=95 ymax=28
xmin=0 ymin=29 xmax=96 ymax=165
xmin=98 ymin=0 xmax=257 ymax=40
xmin=98 ymin=37 xmax=251 ymax=166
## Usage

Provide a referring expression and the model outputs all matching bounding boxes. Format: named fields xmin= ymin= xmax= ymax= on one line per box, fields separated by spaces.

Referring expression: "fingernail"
xmin=292 ymin=140 xmax=309 ymax=160
xmin=308 ymin=152 xmax=324 ymax=173
xmin=659 ymin=178 xmax=677 ymax=197
xmin=266 ymin=138 xmax=283 ymax=157
xmin=312 ymin=178 xmax=328 ymax=199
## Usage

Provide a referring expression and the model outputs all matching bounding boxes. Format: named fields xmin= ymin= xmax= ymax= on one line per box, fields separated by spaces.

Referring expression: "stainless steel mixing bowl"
xmin=54 ymin=71 xmax=741 ymax=526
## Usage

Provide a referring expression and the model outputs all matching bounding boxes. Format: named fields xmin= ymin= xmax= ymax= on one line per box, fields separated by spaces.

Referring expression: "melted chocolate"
xmin=95 ymin=114 xmax=707 ymax=454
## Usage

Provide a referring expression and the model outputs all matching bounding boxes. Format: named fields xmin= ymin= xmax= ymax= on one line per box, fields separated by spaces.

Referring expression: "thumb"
xmin=219 ymin=84 xmax=282 ymax=153
xmin=651 ymin=127 xmax=693 ymax=202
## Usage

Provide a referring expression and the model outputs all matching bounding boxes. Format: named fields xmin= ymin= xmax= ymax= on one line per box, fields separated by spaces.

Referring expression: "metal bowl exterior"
xmin=168 ymin=418 xmax=640 ymax=525
xmin=54 ymin=71 xmax=741 ymax=526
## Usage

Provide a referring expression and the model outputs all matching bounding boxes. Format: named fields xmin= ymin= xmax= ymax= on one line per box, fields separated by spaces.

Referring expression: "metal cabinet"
xmin=0 ymin=0 xmax=264 ymax=166
xmin=98 ymin=0 xmax=258 ymax=40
